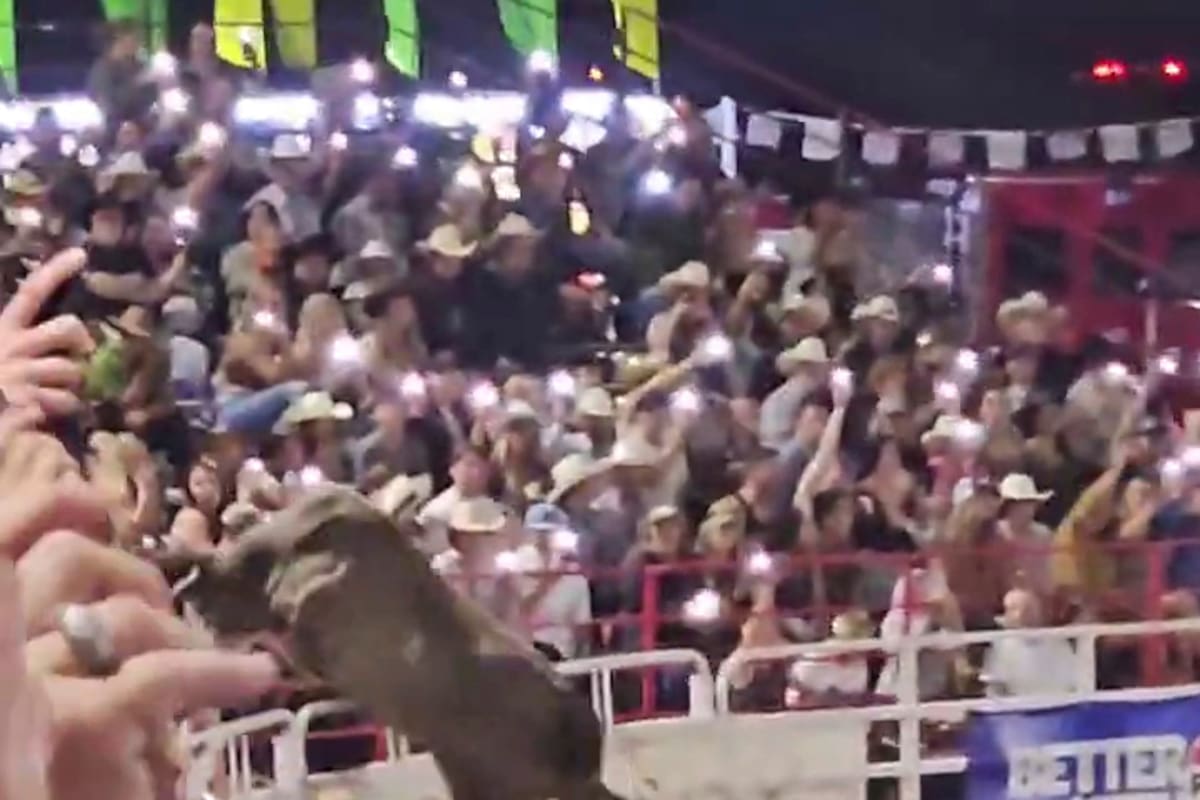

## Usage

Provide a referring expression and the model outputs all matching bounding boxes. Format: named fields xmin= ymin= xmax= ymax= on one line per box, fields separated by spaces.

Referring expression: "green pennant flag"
xmin=0 ymin=0 xmax=13 ymax=91
xmin=269 ymin=0 xmax=316 ymax=68
xmin=100 ymin=0 xmax=168 ymax=52
xmin=383 ymin=0 xmax=420 ymax=78
xmin=497 ymin=0 xmax=557 ymax=57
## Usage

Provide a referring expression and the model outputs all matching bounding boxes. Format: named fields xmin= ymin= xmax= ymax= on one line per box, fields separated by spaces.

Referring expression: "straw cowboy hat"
xmin=644 ymin=505 xmax=682 ymax=527
xmin=97 ymin=151 xmax=157 ymax=192
xmin=657 ymin=260 xmax=711 ymax=293
xmin=269 ymin=133 xmax=311 ymax=161
xmin=420 ymin=224 xmax=478 ymax=259
xmin=775 ymin=337 xmax=830 ymax=376
xmin=547 ymin=453 xmax=609 ymax=504
xmin=280 ymin=391 xmax=354 ymax=428
xmin=998 ymin=473 xmax=1052 ymax=503
xmin=4 ymin=168 xmax=46 ymax=197
xmin=851 ymin=295 xmax=900 ymax=324
xmin=493 ymin=213 xmax=541 ymax=239
xmin=358 ymin=239 xmax=397 ymax=264
xmin=371 ymin=473 xmax=434 ymax=519
xmin=996 ymin=291 xmax=1050 ymax=328
xmin=777 ymin=293 xmax=831 ymax=329
xmin=576 ymin=386 xmax=615 ymax=418
xmin=920 ymin=414 xmax=968 ymax=447
xmin=830 ymin=609 xmax=875 ymax=640
xmin=448 ymin=496 xmax=508 ymax=534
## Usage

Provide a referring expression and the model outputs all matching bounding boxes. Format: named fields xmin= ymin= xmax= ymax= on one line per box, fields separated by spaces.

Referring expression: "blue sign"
xmin=966 ymin=693 xmax=1200 ymax=799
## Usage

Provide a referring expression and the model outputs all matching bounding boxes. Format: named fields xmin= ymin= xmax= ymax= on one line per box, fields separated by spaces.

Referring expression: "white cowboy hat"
xmin=657 ymin=261 xmax=711 ymax=293
xmin=609 ymin=437 xmax=660 ymax=469
xmin=98 ymin=152 xmax=157 ymax=191
xmin=998 ymin=473 xmax=1052 ymax=503
xmin=775 ymin=337 xmax=830 ymax=376
xmin=493 ymin=213 xmax=541 ymax=239
xmin=269 ymin=133 xmax=311 ymax=160
xmin=280 ymin=391 xmax=354 ymax=428
xmin=644 ymin=505 xmax=682 ymax=527
xmin=358 ymin=239 xmax=396 ymax=263
xmin=371 ymin=473 xmax=434 ymax=519
xmin=448 ymin=496 xmax=508 ymax=534
xmin=503 ymin=400 xmax=539 ymax=425
xmin=920 ymin=414 xmax=967 ymax=447
xmin=778 ymin=294 xmax=831 ymax=328
xmin=576 ymin=386 xmax=615 ymax=418
xmin=547 ymin=453 xmax=609 ymax=503
xmin=420 ymin=225 xmax=478 ymax=259
xmin=851 ymin=295 xmax=900 ymax=324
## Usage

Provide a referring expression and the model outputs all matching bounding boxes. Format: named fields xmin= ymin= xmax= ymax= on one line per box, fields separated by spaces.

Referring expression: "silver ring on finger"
xmin=57 ymin=603 xmax=119 ymax=677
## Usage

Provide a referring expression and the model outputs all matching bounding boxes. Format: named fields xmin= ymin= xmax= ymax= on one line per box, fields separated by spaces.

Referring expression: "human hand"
xmin=736 ymin=270 xmax=771 ymax=306
xmin=0 ymin=248 xmax=95 ymax=416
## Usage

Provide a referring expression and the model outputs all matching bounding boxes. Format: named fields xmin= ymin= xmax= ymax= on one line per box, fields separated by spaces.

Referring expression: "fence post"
xmin=1141 ymin=542 xmax=1168 ymax=686
xmin=640 ymin=565 xmax=660 ymax=716
xmin=897 ymin=637 xmax=922 ymax=800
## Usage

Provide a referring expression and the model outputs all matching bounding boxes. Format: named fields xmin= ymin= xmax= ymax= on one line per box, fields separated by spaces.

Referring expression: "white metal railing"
xmin=715 ymin=617 xmax=1200 ymax=800
xmin=186 ymin=618 xmax=1200 ymax=800
xmin=556 ymin=647 xmax=715 ymax=728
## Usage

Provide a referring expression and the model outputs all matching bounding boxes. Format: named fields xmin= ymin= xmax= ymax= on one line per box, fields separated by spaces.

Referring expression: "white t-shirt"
xmin=788 ymin=656 xmax=868 ymax=696
xmin=983 ymin=636 xmax=1076 ymax=697
xmin=513 ymin=545 xmax=592 ymax=659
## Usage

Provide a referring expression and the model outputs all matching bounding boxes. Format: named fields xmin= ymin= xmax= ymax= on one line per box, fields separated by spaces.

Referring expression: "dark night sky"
xmin=16 ymin=0 xmax=1200 ymax=129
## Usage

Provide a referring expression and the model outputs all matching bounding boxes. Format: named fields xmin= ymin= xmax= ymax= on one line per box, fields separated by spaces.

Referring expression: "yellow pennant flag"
xmin=612 ymin=0 xmax=659 ymax=80
xmin=215 ymin=0 xmax=266 ymax=70
xmin=269 ymin=0 xmax=316 ymax=68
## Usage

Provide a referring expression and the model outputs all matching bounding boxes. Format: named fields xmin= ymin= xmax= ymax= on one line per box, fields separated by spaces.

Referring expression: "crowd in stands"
xmin=3 ymin=19 xmax=1200 ymax=791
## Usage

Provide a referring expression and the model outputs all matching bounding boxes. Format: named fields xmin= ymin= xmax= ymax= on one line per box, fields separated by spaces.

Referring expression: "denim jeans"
xmin=216 ymin=381 xmax=308 ymax=435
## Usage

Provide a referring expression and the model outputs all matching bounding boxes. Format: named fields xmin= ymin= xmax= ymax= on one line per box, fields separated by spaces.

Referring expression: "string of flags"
xmin=742 ymin=109 xmax=1199 ymax=169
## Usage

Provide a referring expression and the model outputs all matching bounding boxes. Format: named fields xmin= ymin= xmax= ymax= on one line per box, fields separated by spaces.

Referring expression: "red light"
xmin=1092 ymin=59 xmax=1128 ymax=81
xmin=1162 ymin=58 xmax=1188 ymax=80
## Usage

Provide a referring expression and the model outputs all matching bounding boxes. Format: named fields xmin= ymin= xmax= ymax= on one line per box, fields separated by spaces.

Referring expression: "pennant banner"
xmin=497 ymin=0 xmax=557 ymax=57
xmin=269 ymin=0 xmax=316 ymax=68
xmin=0 ymin=0 xmax=12 ymax=92
xmin=215 ymin=0 xmax=266 ymax=70
xmin=101 ymin=0 xmax=166 ymax=50
xmin=384 ymin=0 xmax=420 ymax=77
xmin=613 ymin=0 xmax=659 ymax=81
xmin=741 ymin=111 xmax=1199 ymax=172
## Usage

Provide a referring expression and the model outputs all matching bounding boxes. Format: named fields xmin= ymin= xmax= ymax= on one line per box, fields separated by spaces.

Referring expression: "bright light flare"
xmin=684 ymin=588 xmax=722 ymax=623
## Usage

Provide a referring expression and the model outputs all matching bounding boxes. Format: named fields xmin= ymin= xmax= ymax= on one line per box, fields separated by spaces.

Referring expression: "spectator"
xmin=982 ymin=588 xmax=1076 ymax=697
xmin=168 ymin=454 xmax=228 ymax=554
xmin=87 ymin=20 xmax=150 ymax=123
xmin=412 ymin=225 xmax=477 ymax=360
xmin=760 ymin=337 xmax=830 ymax=452
xmin=514 ymin=504 xmax=593 ymax=660
xmin=277 ymin=391 xmax=354 ymax=485
xmin=785 ymin=609 xmax=875 ymax=709
xmin=876 ymin=568 xmax=965 ymax=701
xmin=433 ymin=496 xmax=518 ymax=618
xmin=996 ymin=473 xmax=1055 ymax=596
xmin=331 ymin=171 xmax=411 ymax=273
xmin=353 ymin=399 xmax=429 ymax=492
xmin=419 ymin=446 xmax=494 ymax=556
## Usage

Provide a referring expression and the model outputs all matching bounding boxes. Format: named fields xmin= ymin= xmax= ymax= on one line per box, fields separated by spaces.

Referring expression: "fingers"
xmin=0 ymin=478 xmax=110 ymax=560
xmin=0 ymin=432 xmax=78 ymax=487
xmin=25 ymin=595 xmax=207 ymax=677
xmin=113 ymin=650 xmax=278 ymax=718
xmin=17 ymin=531 xmax=171 ymax=636
xmin=0 ymin=248 xmax=86 ymax=333
xmin=0 ymin=404 xmax=45 ymax=446
xmin=0 ymin=357 xmax=83 ymax=391
xmin=4 ymin=315 xmax=94 ymax=360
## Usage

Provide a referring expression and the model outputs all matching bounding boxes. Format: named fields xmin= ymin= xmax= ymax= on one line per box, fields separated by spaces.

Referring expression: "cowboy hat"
xmin=775 ymin=337 xmax=830 ymax=376
xmin=493 ymin=213 xmax=541 ymax=239
xmin=97 ymin=152 xmax=157 ymax=191
xmin=851 ymin=295 xmax=900 ymax=324
xmin=358 ymin=239 xmax=396 ymax=263
xmin=576 ymin=386 xmax=615 ymax=418
xmin=777 ymin=293 xmax=831 ymax=328
xmin=830 ymin=609 xmax=874 ymax=640
xmin=269 ymin=133 xmax=312 ymax=161
xmin=644 ymin=505 xmax=682 ymax=527
xmin=920 ymin=414 xmax=968 ymax=447
xmin=998 ymin=473 xmax=1052 ymax=503
xmin=448 ymin=496 xmax=508 ymax=534
xmin=4 ymin=168 xmax=46 ymax=197
xmin=371 ymin=473 xmax=434 ymax=519
xmin=657 ymin=260 xmax=710 ymax=293
xmin=280 ymin=391 xmax=354 ymax=428
xmin=420 ymin=224 xmax=478 ymax=259
xmin=502 ymin=400 xmax=540 ymax=426
xmin=996 ymin=291 xmax=1050 ymax=327
xmin=547 ymin=453 xmax=609 ymax=504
